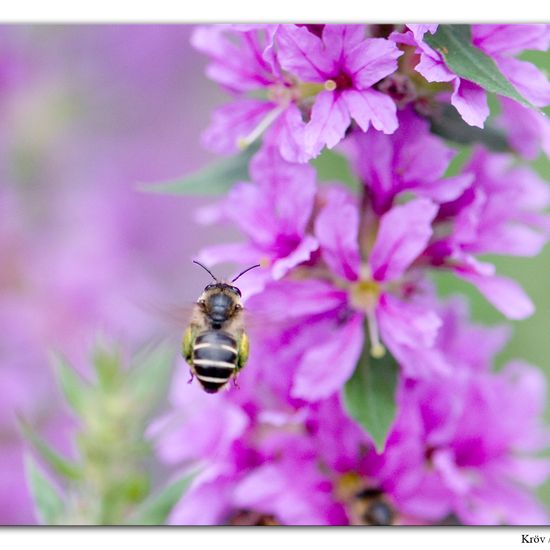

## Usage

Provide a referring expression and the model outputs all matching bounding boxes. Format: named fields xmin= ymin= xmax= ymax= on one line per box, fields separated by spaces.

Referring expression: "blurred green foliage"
xmin=21 ymin=341 xmax=192 ymax=525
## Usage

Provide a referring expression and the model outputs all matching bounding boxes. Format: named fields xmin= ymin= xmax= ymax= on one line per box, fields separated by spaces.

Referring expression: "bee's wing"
xmin=134 ymin=298 xmax=198 ymax=329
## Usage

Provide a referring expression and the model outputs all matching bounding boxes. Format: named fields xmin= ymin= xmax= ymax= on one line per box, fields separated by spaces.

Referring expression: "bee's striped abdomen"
xmin=192 ymin=330 xmax=238 ymax=393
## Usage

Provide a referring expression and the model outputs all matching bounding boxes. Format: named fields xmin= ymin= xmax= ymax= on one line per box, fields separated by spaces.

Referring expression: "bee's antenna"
xmin=193 ymin=260 xmax=219 ymax=282
xmin=231 ymin=264 xmax=261 ymax=283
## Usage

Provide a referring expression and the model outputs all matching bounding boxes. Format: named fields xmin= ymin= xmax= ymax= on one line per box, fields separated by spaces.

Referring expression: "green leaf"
xmin=428 ymin=103 xmax=510 ymax=152
xmin=92 ymin=343 xmax=122 ymax=391
xmin=139 ymin=146 xmax=257 ymax=196
xmin=424 ymin=25 xmax=537 ymax=110
xmin=128 ymin=473 xmax=194 ymax=525
xmin=52 ymin=353 xmax=90 ymax=415
xmin=311 ymin=148 xmax=360 ymax=192
xmin=25 ymin=455 xmax=65 ymax=525
xmin=343 ymin=324 xmax=398 ymax=452
xmin=18 ymin=416 xmax=81 ymax=481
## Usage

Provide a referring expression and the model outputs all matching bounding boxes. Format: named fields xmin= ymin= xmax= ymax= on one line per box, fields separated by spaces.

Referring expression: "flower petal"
xmin=451 ymin=79 xmax=489 ymax=128
xmin=343 ymin=88 xmax=398 ymax=134
xmin=314 ymin=188 xmax=360 ymax=281
xmin=271 ymin=235 xmax=319 ymax=279
xmin=345 ymin=38 xmax=402 ymax=89
xmin=305 ymin=90 xmax=351 ymax=153
xmin=276 ymin=25 xmax=334 ymax=81
xmin=291 ymin=313 xmax=364 ymax=401
xmin=369 ymin=198 xmax=438 ymax=282
xmin=455 ymin=271 xmax=534 ymax=320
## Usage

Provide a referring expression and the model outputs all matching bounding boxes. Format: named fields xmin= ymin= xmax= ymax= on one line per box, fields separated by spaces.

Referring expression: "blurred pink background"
xmin=0 ymin=25 xmax=228 ymax=524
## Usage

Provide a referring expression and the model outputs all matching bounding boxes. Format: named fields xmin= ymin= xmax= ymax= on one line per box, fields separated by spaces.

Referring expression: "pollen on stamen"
xmin=324 ymin=79 xmax=337 ymax=92
xmin=370 ymin=343 xmax=386 ymax=359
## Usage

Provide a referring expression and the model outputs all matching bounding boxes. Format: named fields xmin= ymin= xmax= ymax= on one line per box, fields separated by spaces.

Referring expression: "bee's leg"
xmin=232 ymin=373 xmax=240 ymax=389
xmin=182 ymin=326 xmax=195 ymax=364
xmin=187 ymin=371 xmax=195 ymax=384
xmin=236 ymin=332 xmax=250 ymax=371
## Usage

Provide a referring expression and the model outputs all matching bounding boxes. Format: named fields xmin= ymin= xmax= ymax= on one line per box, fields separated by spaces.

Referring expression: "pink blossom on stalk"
xmin=391 ymin=24 xmax=550 ymax=127
xmin=425 ymin=147 xmax=550 ymax=319
xmin=243 ymin=193 xmax=445 ymax=401
xmin=368 ymin=362 xmax=550 ymax=525
xmin=196 ymin=145 xmax=319 ymax=297
xmin=193 ymin=25 xmax=402 ymax=163
xmin=154 ymin=298 xmax=550 ymax=525
xmin=276 ymin=25 xmax=403 ymax=158
xmin=340 ymin=107 xmax=473 ymax=214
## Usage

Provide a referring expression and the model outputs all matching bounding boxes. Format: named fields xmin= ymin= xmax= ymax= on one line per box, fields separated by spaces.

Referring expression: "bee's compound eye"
xmin=205 ymin=284 xmax=216 ymax=291
xmin=230 ymin=286 xmax=242 ymax=297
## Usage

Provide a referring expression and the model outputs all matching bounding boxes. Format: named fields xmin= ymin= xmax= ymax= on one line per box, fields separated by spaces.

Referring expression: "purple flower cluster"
xmin=151 ymin=299 xmax=549 ymax=525
xmin=154 ymin=24 xmax=550 ymax=525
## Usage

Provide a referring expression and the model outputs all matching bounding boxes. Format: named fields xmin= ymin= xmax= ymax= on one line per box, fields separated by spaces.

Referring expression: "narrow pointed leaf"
xmin=139 ymin=146 xmax=257 ymax=196
xmin=52 ymin=353 xmax=90 ymax=415
xmin=25 ymin=455 xmax=65 ymax=525
xmin=343 ymin=325 xmax=398 ymax=452
xmin=424 ymin=25 xmax=537 ymax=110
xmin=18 ymin=416 xmax=81 ymax=481
xmin=128 ymin=473 xmax=194 ymax=525
xmin=92 ymin=344 xmax=122 ymax=390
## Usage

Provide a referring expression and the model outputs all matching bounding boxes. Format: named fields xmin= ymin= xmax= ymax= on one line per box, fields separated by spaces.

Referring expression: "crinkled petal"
xmin=291 ymin=313 xmax=364 ymax=401
xmin=451 ymin=79 xmax=489 ymax=128
xmin=369 ymin=198 xmax=437 ymax=282
xmin=322 ymin=24 xmax=365 ymax=62
xmin=276 ymin=25 xmax=334 ymax=81
xmin=345 ymin=38 xmax=402 ymax=89
xmin=342 ymin=88 xmax=398 ymax=134
xmin=305 ymin=90 xmax=351 ymax=153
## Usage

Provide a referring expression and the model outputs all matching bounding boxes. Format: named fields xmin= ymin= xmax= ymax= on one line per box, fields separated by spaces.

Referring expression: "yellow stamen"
xmin=370 ymin=343 xmax=386 ymax=359
xmin=324 ymin=79 xmax=337 ymax=91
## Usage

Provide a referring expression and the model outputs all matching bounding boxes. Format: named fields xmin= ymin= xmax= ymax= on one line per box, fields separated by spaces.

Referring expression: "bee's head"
xmin=193 ymin=261 xmax=260 ymax=327
xmin=199 ymin=283 xmax=243 ymax=325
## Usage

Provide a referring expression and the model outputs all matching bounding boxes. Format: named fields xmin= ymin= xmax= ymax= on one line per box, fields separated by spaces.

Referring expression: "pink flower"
xmin=244 ymin=193 xmax=444 ymax=402
xmin=277 ymin=25 xmax=402 ymax=158
xmin=369 ymin=362 xmax=550 ymax=525
xmin=392 ymin=24 xmax=550 ymax=127
xmin=425 ymin=147 xmax=550 ymax=319
xmin=196 ymin=145 xmax=319 ymax=297
xmin=340 ymin=107 xmax=472 ymax=215
xmin=193 ymin=25 xmax=402 ymax=163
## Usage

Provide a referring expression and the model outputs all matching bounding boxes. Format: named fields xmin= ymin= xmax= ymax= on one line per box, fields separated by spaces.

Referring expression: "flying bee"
xmin=337 ymin=474 xmax=396 ymax=526
xmin=350 ymin=487 xmax=396 ymax=526
xmin=182 ymin=260 xmax=260 ymax=394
